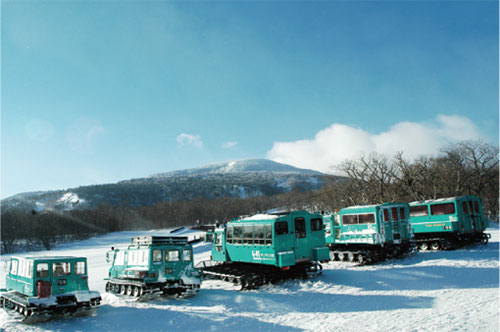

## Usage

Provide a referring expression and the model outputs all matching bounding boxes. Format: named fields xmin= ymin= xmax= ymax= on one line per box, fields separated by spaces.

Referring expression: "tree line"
xmin=1 ymin=140 xmax=497 ymax=253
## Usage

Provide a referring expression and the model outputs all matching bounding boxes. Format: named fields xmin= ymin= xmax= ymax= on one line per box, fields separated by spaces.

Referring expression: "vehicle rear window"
xmin=430 ymin=203 xmax=455 ymax=216
xmin=53 ymin=262 xmax=71 ymax=276
xmin=391 ymin=208 xmax=399 ymax=221
xmin=75 ymin=261 xmax=86 ymax=275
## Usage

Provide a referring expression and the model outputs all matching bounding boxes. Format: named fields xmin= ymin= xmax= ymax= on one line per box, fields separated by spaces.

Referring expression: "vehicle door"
xmin=51 ymin=261 xmax=72 ymax=295
xmin=293 ymin=216 xmax=309 ymax=261
xmin=35 ymin=262 xmax=51 ymax=297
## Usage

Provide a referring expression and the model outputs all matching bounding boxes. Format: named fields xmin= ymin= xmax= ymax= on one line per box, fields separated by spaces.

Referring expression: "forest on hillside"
xmin=1 ymin=140 xmax=498 ymax=253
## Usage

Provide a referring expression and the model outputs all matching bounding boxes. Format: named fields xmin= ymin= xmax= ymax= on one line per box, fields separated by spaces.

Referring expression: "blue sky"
xmin=1 ymin=0 xmax=498 ymax=198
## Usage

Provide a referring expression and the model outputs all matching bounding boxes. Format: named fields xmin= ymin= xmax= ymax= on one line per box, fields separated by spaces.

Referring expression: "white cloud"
xmin=177 ymin=133 xmax=203 ymax=149
xmin=266 ymin=114 xmax=482 ymax=174
xmin=222 ymin=141 xmax=238 ymax=149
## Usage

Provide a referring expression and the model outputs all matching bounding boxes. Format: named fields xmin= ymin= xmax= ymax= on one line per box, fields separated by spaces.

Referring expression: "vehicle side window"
xmin=358 ymin=214 xmax=375 ymax=224
xmin=153 ymin=249 xmax=162 ymax=262
xmin=166 ymin=250 xmax=179 ymax=262
xmin=430 ymin=203 xmax=455 ymax=216
xmin=233 ymin=225 xmax=242 ymax=244
xmin=36 ymin=263 xmax=49 ymax=278
xmin=409 ymin=205 xmax=428 ymax=217
xmin=10 ymin=259 xmax=18 ymax=275
xmin=183 ymin=249 xmax=192 ymax=261
xmin=275 ymin=221 xmax=288 ymax=235
xmin=462 ymin=202 xmax=468 ymax=214
xmin=294 ymin=218 xmax=306 ymax=238
xmin=254 ymin=225 xmax=265 ymax=245
xmin=53 ymin=262 xmax=71 ymax=276
xmin=265 ymin=224 xmax=272 ymax=245
xmin=114 ymin=251 xmax=125 ymax=266
xmin=391 ymin=208 xmax=399 ymax=221
xmin=243 ymin=225 xmax=253 ymax=245
xmin=474 ymin=201 xmax=479 ymax=213
xmin=468 ymin=201 xmax=473 ymax=213
xmin=226 ymin=226 xmax=233 ymax=244
xmin=310 ymin=218 xmax=323 ymax=231
xmin=342 ymin=215 xmax=357 ymax=225
xmin=75 ymin=261 xmax=86 ymax=275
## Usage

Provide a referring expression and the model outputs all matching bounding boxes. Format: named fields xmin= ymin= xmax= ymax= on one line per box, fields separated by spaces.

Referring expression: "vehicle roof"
xmin=409 ymin=195 xmax=479 ymax=205
xmin=230 ymin=210 xmax=319 ymax=224
xmin=11 ymin=256 xmax=86 ymax=261
xmin=341 ymin=202 xmax=407 ymax=211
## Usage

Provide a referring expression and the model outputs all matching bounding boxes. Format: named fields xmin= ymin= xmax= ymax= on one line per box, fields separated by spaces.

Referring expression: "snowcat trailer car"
xmin=323 ymin=203 xmax=414 ymax=264
xmin=196 ymin=210 xmax=330 ymax=290
xmin=409 ymin=195 xmax=491 ymax=251
xmin=0 ymin=256 xmax=101 ymax=323
xmin=105 ymin=236 xmax=201 ymax=300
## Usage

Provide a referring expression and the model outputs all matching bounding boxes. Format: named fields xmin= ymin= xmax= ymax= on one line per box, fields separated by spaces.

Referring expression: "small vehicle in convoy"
xmin=196 ymin=210 xmax=330 ymax=289
xmin=409 ymin=195 xmax=491 ymax=250
xmin=0 ymin=256 xmax=101 ymax=323
xmin=105 ymin=236 xmax=201 ymax=299
xmin=323 ymin=203 xmax=414 ymax=264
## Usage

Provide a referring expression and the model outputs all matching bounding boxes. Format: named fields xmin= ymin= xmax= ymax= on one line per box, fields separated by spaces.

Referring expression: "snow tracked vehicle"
xmin=409 ymin=195 xmax=491 ymax=250
xmin=105 ymin=236 xmax=201 ymax=299
xmin=0 ymin=256 xmax=101 ymax=323
xmin=323 ymin=203 xmax=414 ymax=264
xmin=196 ymin=211 xmax=330 ymax=290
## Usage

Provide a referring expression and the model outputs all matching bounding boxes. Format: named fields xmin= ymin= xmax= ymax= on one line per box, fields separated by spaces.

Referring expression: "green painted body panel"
xmin=212 ymin=211 xmax=329 ymax=267
xmin=5 ymin=256 xmax=90 ymax=297
xmin=324 ymin=203 xmax=412 ymax=246
xmin=107 ymin=236 xmax=199 ymax=285
xmin=409 ymin=195 xmax=488 ymax=236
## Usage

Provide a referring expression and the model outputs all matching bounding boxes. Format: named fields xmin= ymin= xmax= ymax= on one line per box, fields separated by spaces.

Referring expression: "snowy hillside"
xmin=150 ymin=159 xmax=323 ymax=178
xmin=1 ymin=225 xmax=498 ymax=332
xmin=1 ymin=159 xmax=336 ymax=213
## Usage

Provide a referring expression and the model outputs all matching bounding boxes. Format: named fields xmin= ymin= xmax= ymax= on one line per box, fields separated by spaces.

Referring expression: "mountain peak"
xmin=151 ymin=159 xmax=323 ymax=178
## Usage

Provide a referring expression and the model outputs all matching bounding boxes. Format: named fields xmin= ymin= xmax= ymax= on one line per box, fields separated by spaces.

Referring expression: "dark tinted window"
xmin=430 ymin=203 xmax=455 ymax=215
xmin=399 ymin=208 xmax=406 ymax=220
xmin=462 ymin=202 xmax=468 ymax=214
xmin=342 ymin=215 xmax=357 ymax=225
xmin=275 ymin=221 xmax=288 ymax=235
xmin=409 ymin=205 xmax=428 ymax=217
xmin=310 ymin=218 xmax=323 ymax=231
xmin=294 ymin=218 xmax=306 ymax=238
xmin=358 ymin=214 xmax=375 ymax=224
xmin=391 ymin=208 xmax=399 ymax=221
xmin=226 ymin=226 xmax=233 ymax=244
xmin=474 ymin=201 xmax=479 ymax=213
xmin=383 ymin=209 xmax=390 ymax=222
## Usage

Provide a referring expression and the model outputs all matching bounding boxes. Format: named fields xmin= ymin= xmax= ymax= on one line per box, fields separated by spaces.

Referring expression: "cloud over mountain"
xmin=267 ymin=114 xmax=482 ymax=174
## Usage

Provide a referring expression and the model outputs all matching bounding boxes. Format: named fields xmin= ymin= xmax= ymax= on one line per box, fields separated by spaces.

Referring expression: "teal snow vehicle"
xmin=409 ymin=195 xmax=490 ymax=250
xmin=323 ymin=203 xmax=414 ymax=264
xmin=105 ymin=236 xmax=201 ymax=299
xmin=197 ymin=210 xmax=330 ymax=289
xmin=0 ymin=256 xmax=101 ymax=323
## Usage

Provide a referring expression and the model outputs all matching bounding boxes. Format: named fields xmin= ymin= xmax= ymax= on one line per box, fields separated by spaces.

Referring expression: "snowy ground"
xmin=1 ymin=225 xmax=498 ymax=332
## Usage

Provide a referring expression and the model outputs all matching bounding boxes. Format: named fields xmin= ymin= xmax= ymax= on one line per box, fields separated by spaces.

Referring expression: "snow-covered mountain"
xmin=1 ymin=159 xmax=340 ymax=213
xmin=150 ymin=159 xmax=323 ymax=178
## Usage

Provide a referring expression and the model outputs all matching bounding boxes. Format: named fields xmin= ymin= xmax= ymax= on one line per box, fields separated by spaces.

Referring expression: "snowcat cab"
xmin=0 ymin=256 xmax=101 ymax=323
xmin=105 ymin=236 xmax=201 ymax=299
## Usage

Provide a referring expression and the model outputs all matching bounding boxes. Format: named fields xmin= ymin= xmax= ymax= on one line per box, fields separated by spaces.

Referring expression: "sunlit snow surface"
xmin=1 ymin=225 xmax=498 ymax=332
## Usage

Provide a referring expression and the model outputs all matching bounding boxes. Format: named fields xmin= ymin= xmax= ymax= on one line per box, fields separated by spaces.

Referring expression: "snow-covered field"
xmin=1 ymin=225 xmax=499 ymax=332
